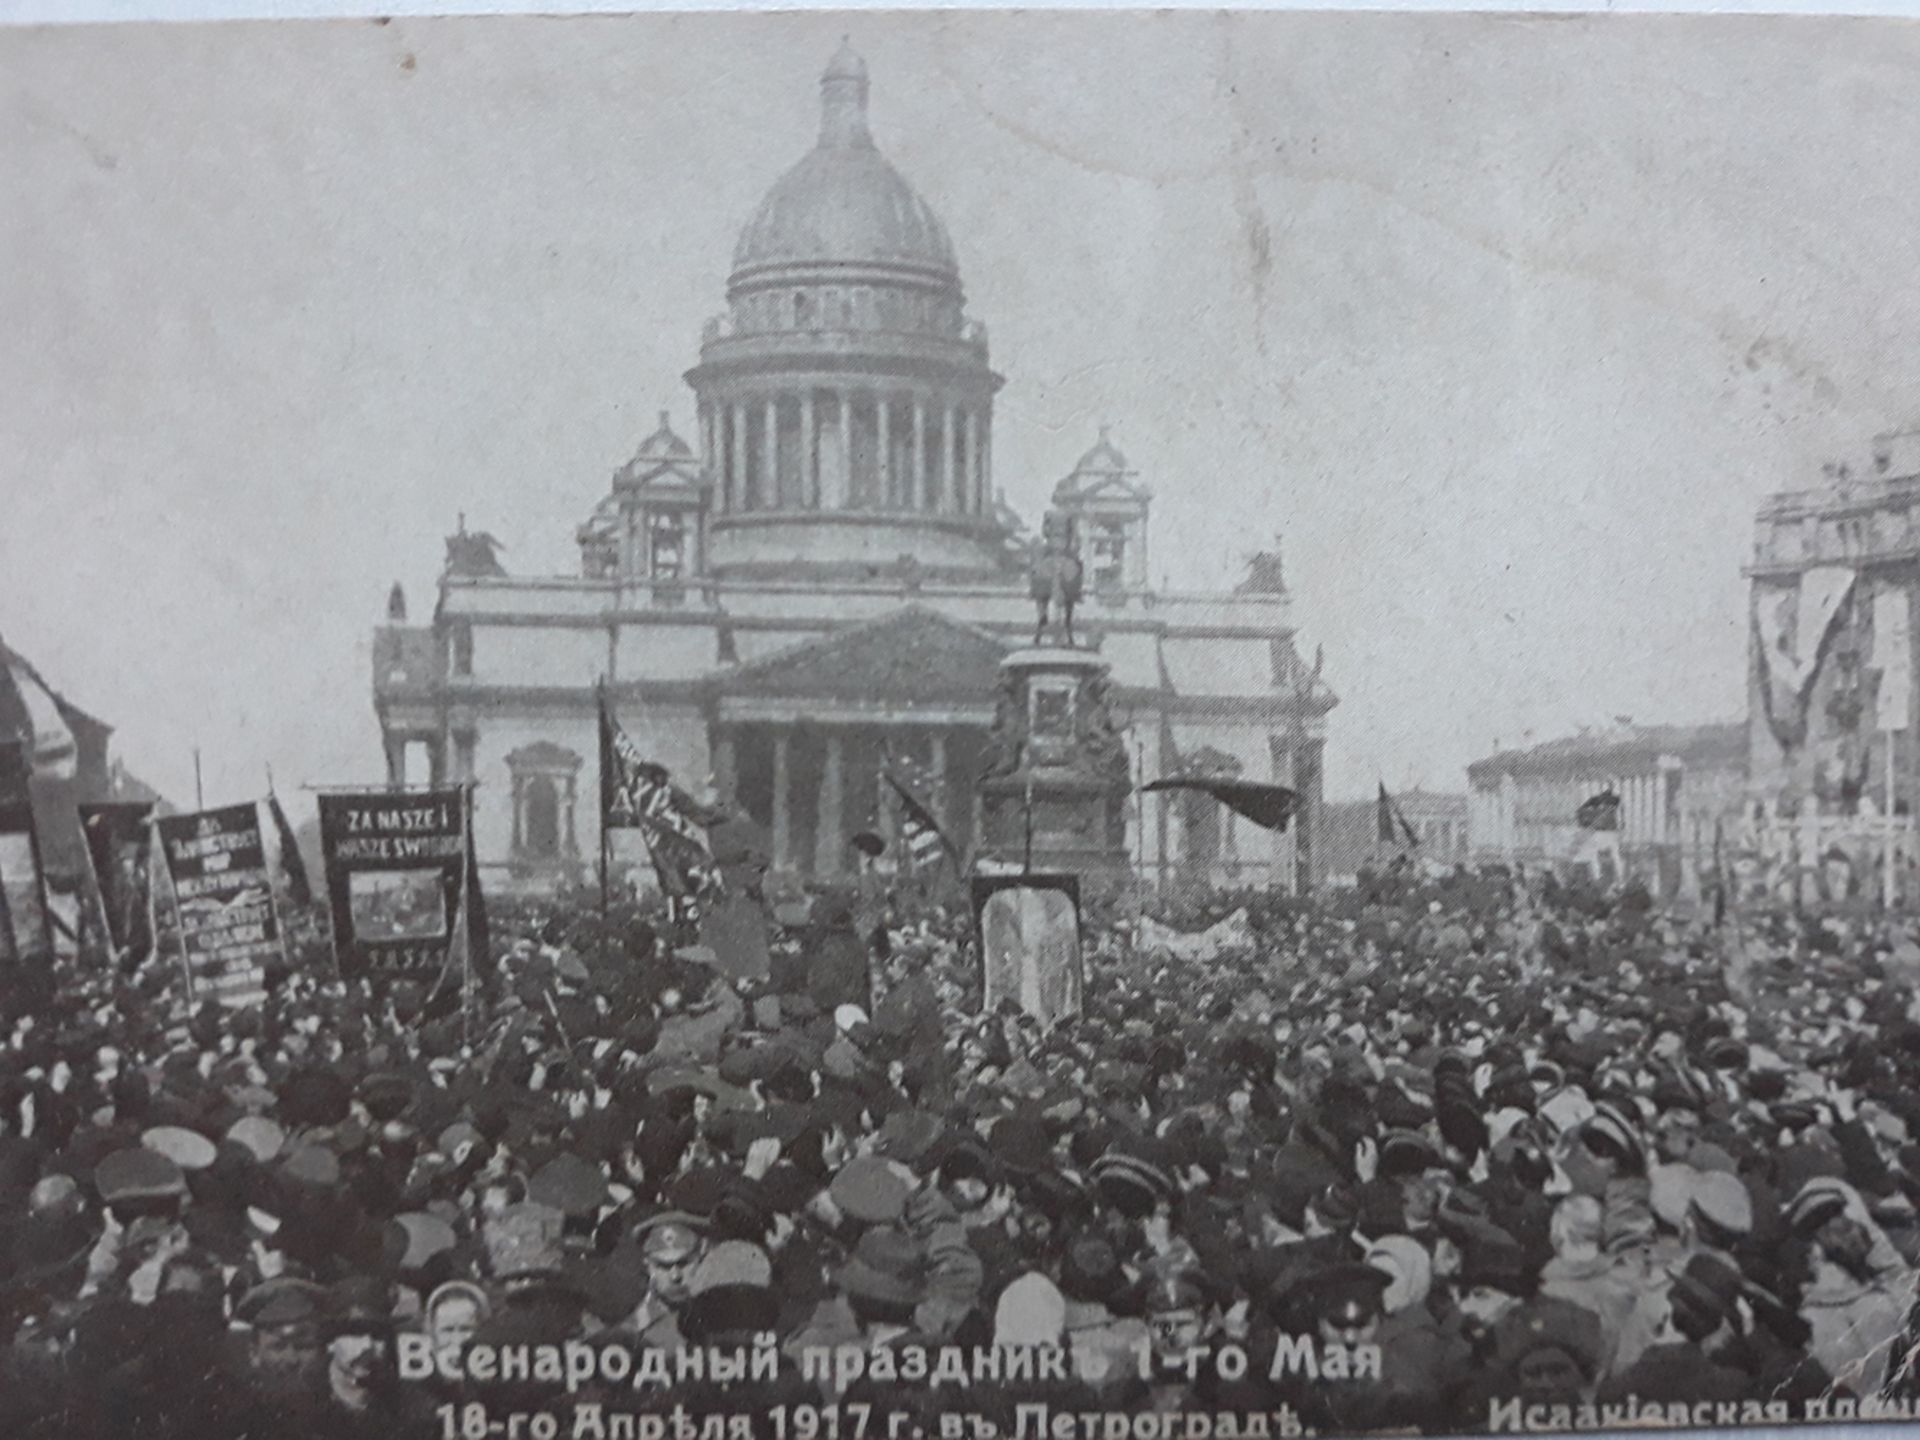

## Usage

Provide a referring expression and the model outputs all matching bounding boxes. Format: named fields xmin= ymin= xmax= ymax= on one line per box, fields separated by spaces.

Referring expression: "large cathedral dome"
xmin=688 ymin=44 xmax=1006 ymax=585
xmin=729 ymin=42 xmax=959 ymax=290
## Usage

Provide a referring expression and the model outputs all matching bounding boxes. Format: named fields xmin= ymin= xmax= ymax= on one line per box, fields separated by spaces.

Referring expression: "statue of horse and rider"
xmin=1030 ymin=510 xmax=1084 ymax=647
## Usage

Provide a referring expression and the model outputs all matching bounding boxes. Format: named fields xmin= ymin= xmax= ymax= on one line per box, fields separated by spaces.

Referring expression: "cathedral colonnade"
xmin=710 ymin=717 xmax=987 ymax=876
xmin=697 ymin=388 xmax=992 ymax=519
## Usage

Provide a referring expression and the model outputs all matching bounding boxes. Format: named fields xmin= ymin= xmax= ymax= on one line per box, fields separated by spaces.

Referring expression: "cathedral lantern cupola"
xmin=1052 ymin=428 xmax=1150 ymax=593
xmin=686 ymin=44 xmax=1010 ymax=583
xmin=577 ymin=410 xmax=710 ymax=583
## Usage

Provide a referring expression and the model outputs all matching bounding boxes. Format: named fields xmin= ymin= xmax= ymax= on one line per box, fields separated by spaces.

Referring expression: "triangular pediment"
xmin=1059 ymin=474 xmax=1144 ymax=506
xmin=712 ymin=606 xmax=1010 ymax=702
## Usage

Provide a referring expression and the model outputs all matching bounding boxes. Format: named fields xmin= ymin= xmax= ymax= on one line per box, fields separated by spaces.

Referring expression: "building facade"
xmin=1742 ymin=429 xmax=1920 ymax=902
xmin=1319 ymin=791 xmax=1470 ymax=886
xmin=1466 ymin=724 xmax=1747 ymax=898
xmin=373 ymin=46 xmax=1333 ymax=895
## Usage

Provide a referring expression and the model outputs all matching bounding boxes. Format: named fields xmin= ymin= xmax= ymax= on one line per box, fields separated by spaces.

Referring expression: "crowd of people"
xmin=5 ymin=861 xmax=1920 ymax=1438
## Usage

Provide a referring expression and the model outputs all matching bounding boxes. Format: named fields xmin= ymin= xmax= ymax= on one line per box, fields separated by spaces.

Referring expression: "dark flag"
xmin=599 ymin=689 xmax=724 ymax=922
xmin=1712 ymin=817 xmax=1727 ymax=928
xmin=266 ymin=787 xmax=312 ymax=906
xmin=1142 ymin=777 xmax=1298 ymax=832
xmin=0 ymin=741 xmax=52 ymax=965
xmin=1377 ymin=782 xmax=1420 ymax=848
xmin=464 ymin=793 xmax=490 ymax=976
xmin=1575 ymin=788 xmax=1622 ymax=831
xmin=79 ymin=802 xmax=154 ymax=971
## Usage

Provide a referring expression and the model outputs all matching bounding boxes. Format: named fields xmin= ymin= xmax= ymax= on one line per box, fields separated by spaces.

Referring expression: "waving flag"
xmin=265 ymin=786 xmax=312 ymax=907
xmin=1575 ymin=788 xmax=1622 ymax=831
xmin=599 ymin=688 xmax=724 ymax=921
xmin=885 ymin=765 xmax=955 ymax=873
xmin=1142 ymin=777 xmax=1297 ymax=832
xmin=1377 ymin=783 xmax=1419 ymax=848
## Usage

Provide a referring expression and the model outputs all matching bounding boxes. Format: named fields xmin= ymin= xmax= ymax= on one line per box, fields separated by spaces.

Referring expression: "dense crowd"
xmin=6 ymin=862 xmax=1920 ymax=1439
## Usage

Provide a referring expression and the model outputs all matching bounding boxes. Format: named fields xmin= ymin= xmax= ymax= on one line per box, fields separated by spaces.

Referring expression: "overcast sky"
xmin=5 ymin=9 xmax=1920 ymax=809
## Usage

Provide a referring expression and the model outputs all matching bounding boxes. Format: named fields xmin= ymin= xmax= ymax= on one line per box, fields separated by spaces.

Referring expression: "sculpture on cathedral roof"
xmin=444 ymin=516 xmax=507 ymax=579
xmin=1235 ymin=543 xmax=1286 ymax=596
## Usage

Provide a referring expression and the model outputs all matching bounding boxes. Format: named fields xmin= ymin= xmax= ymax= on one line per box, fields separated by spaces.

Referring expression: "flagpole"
xmin=460 ymin=781 xmax=474 ymax=1052
xmin=1887 ymin=723 xmax=1898 ymax=910
xmin=1023 ymin=769 xmax=1035 ymax=877
xmin=193 ymin=747 xmax=204 ymax=810
xmin=597 ymin=680 xmax=610 ymax=924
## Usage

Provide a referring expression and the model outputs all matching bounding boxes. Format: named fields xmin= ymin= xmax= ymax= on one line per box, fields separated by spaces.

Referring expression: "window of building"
xmin=649 ymin=511 xmax=686 ymax=579
xmin=524 ymin=776 xmax=559 ymax=856
xmin=1090 ymin=519 xmax=1128 ymax=590
xmin=451 ymin=621 xmax=473 ymax=676
xmin=506 ymin=743 xmax=582 ymax=870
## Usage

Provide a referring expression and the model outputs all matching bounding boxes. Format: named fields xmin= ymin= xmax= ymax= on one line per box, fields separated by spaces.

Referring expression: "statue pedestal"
xmin=975 ymin=646 xmax=1133 ymax=884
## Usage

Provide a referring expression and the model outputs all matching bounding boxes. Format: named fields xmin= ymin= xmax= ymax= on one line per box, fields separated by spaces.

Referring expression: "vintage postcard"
xmin=4 ymin=9 xmax=1920 ymax=1437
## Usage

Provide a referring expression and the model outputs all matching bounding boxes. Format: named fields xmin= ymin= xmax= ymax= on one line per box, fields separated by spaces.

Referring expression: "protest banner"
xmin=317 ymin=787 xmax=472 ymax=985
xmin=155 ymin=802 xmax=278 ymax=1006
xmin=974 ymin=872 xmax=1083 ymax=1027
xmin=0 ymin=740 xmax=51 ymax=966
xmin=78 ymin=801 xmax=155 ymax=970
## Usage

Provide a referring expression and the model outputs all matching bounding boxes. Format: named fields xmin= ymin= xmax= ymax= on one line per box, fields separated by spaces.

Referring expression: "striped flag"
xmin=883 ymin=758 xmax=955 ymax=874
xmin=598 ymin=688 xmax=724 ymax=922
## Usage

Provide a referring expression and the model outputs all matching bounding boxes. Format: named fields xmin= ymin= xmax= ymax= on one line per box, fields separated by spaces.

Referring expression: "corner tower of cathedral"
xmin=685 ymin=42 xmax=1009 ymax=582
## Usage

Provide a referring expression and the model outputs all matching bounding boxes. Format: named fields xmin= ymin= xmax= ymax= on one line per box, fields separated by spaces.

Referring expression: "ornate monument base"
xmin=975 ymin=647 xmax=1133 ymax=884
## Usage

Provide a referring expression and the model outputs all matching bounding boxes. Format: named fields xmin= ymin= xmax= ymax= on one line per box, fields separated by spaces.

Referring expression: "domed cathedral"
xmin=689 ymin=42 xmax=1008 ymax=584
xmin=372 ymin=45 xmax=1334 ymax=897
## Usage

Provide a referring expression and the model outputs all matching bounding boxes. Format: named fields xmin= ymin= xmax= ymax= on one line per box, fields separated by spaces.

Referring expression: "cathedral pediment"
xmin=709 ymin=605 xmax=1008 ymax=702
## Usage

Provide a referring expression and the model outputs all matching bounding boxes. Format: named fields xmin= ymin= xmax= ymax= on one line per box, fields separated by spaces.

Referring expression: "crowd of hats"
xmin=6 ymin=869 xmax=1920 ymax=1434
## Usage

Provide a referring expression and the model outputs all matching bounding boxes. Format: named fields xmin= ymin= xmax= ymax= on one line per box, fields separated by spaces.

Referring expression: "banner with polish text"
xmin=317 ymin=788 xmax=470 ymax=984
xmin=155 ymin=802 xmax=278 ymax=1006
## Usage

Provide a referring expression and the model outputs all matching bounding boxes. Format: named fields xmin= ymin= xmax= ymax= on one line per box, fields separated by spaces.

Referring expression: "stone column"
xmin=815 ymin=732 xmax=845 ymax=877
xmin=962 ymin=409 xmax=979 ymax=515
xmin=981 ymin=413 xmax=993 ymax=513
xmin=771 ymin=731 xmax=792 ymax=870
xmin=762 ymin=397 xmax=780 ymax=509
xmin=800 ymin=390 xmax=817 ymax=509
xmin=877 ymin=393 xmax=893 ymax=507
xmin=729 ymin=401 xmax=747 ymax=512
xmin=835 ymin=391 xmax=852 ymax=509
xmin=942 ymin=403 xmax=957 ymax=513
xmin=912 ymin=398 xmax=928 ymax=510
xmin=699 ymin=403 xmax=714 ymax=490
xmin=713 ymin=729 xmax=737 ymax=804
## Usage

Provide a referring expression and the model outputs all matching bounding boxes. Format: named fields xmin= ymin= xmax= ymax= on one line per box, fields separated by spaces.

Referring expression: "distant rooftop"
xmin=1467 ymin=721 xmax=1746 ymax=782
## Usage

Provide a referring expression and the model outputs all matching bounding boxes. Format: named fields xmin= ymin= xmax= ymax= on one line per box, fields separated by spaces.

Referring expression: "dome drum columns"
xmin=701 ymin=386 xmax=991 ymax=519
xmin=692 ymin=44 xmax=1010 ymax=579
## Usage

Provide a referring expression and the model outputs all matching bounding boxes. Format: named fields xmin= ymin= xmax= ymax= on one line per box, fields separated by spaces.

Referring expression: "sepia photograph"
xmin=6 ymin=5 xmax=1920 ymax=1437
